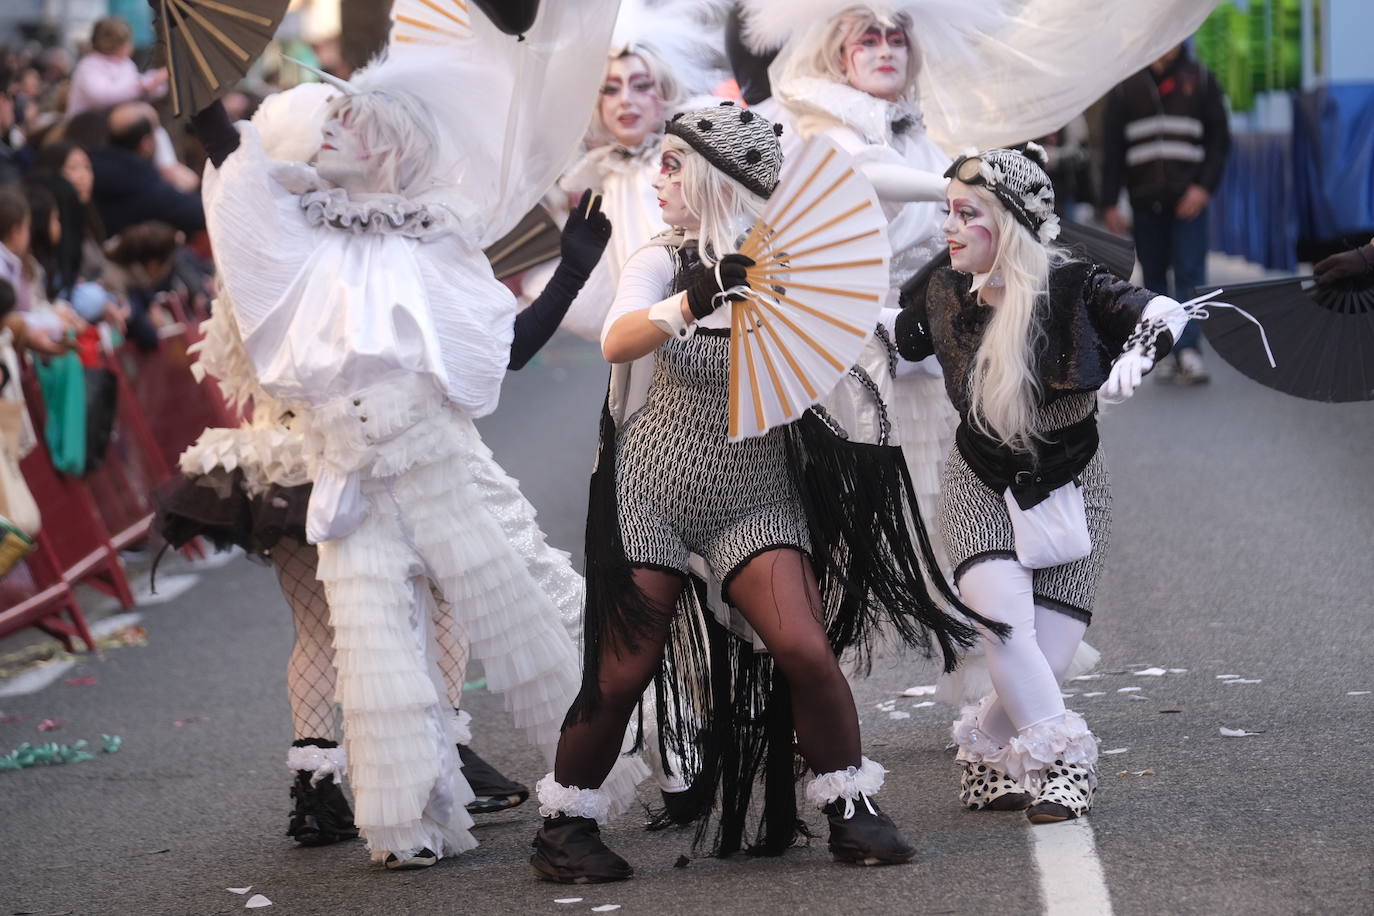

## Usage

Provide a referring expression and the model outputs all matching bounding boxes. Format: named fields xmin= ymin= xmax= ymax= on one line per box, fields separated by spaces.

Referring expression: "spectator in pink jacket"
xmin=65 ymin=17 xmax=167 ymax=117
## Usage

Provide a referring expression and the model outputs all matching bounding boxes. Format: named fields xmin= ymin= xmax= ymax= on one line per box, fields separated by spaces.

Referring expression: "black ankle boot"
xmin=530 ymin=816 xmax=633 ymax=884
xmin=458 ymin=743 xmax=530 ymax=814
xmin=287 ymin=769 xmax=360 ymax=846
xmin=822 ymin=796 xmax=916 ymax=866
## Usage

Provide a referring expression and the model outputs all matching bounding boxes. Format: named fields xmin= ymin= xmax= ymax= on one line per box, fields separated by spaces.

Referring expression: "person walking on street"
xmin=1102 ymin=42 xmax=1230 ymax=385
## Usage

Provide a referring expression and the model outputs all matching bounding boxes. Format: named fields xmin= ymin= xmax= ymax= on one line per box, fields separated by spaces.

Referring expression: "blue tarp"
xmin=1292 ymin=82 xmax=1374 ymax=243
xmin=1209 ymin=130 xmax=1297 ymax=271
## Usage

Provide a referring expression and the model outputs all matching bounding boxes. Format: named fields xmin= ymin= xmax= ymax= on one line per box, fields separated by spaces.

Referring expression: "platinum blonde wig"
xmin=322 ymin=89 xmax=442 ymax=197
xmin=964 ymin=183 xmax=1071 ymax=454
xmin=810 ymin=7 xmax=921 ymax=99
xmin=590 ymin=45 xmax=684 ymax=147
xmin=662 ymin=134 xmax=767 ymax=266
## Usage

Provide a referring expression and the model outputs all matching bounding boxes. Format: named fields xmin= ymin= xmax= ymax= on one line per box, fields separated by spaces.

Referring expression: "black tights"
xmin=553 ymin=549 xmax=862 ymax=789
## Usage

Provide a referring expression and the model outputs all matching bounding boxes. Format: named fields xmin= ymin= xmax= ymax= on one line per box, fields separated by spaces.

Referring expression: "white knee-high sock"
xmin=976 ymin=601 xmax=1089 ymax=745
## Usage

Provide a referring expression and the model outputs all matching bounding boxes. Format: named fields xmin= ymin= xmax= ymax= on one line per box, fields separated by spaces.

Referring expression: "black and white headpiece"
xmin=665 ymin=101 xmax=784 ymax=199
xmin=944 ymin=143 xmax=1061 ymax=244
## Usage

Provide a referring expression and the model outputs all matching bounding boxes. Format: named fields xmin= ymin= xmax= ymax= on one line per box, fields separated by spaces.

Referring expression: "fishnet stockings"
xmin=275 ymin=540 xmax=472 ymax=741
xmin=275 ymin=538 xmax=338 ymax=742
xmin=430 ymin=587 xmax=469 ymax=711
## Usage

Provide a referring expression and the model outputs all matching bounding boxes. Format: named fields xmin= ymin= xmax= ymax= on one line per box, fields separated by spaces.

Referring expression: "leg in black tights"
xmin=554 ymin=568 xmax=683 ymax=789
xmin=725 ymin=548 xmax=861 ymax=775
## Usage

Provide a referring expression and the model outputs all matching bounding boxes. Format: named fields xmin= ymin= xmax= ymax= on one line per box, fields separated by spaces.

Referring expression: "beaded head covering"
xmin=944 ymin=142 xmax=1061 ymax=244
xmin=664 ymin=101 xmax=784 ymax=199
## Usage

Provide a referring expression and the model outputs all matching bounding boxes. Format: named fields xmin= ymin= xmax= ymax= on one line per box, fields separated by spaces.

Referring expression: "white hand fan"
xmin=728 ymin=136 xmax=892 ymax=441
xmin=389 ymin=0 xmax=473 ymax=44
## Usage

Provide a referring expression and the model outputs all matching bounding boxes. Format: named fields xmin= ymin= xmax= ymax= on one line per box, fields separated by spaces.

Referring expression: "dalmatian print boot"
xmin=959 ymin=763 xmax=1033 ymax=811
xmin=1025 ymin=760 xmax=1095 ymax=824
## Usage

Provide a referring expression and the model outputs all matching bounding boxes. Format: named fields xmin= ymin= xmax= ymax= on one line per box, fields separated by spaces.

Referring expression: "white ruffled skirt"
xmin=314 ymin=410 xmax=642 ymax=860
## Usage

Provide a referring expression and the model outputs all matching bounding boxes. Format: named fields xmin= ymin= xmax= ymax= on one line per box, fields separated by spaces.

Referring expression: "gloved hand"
xmin=1099 ymin=348 xmax=1153 ymax=400
xmin=685 ymin=253 xmax=755 ymax=321
xmin=558 ymin=189 xmax=613 ymax=279
xmin=1313 ymin=242 xmax=1374 ymax=286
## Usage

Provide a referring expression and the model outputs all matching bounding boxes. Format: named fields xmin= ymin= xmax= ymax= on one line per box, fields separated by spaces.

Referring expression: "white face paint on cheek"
xmin=314 ymin=114 xmax=374 ymax=191
xmin=945 ymin=195 xmax=999 ymax=274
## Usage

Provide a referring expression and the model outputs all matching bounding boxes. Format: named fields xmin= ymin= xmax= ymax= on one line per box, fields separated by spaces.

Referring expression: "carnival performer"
xmin=174 ymin=3 xmax=646 ymax=869
xmin=550 ymin=1 xmax=718 ymax=342
xmin=530 ymin=102 xmax=994 ymax=884
xmin=888 ymin=145 xmax=1192 ymax=822
xmin=158 ymin=75 xmax=614 ymax=851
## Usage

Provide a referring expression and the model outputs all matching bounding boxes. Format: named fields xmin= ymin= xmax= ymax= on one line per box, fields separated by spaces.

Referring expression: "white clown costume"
xmin=197 ymin=2 xmax=645 ymax=864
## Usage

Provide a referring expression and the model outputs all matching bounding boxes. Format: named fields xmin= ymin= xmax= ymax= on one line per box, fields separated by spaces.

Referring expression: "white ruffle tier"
xmin=951 ymin=698 xmax=1099 ymax=785
xmin=315 ymin=411 xmax=640 ymax=858
xmin=804 ymin=756 xmax=887 ymax=809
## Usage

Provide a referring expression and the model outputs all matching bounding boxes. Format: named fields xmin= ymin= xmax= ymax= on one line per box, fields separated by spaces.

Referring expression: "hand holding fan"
xmin=728 ymin=136 xmax=892 ymax=441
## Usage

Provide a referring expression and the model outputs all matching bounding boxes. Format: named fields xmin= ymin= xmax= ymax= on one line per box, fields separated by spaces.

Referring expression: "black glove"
xmin=685 ymin=253 xmax=755 ymax=321
xmin=558 ymin=189 xmax=613 ymax=280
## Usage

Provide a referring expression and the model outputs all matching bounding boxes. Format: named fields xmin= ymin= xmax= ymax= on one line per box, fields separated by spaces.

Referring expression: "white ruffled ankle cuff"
xmin=450 ymin=709 xmax=473 ymax=746
xmin=951 ymin=698 xmax=1004 ymax=764
xmin=804 ymin=757 xmax=887 ymax=810
xmin=286 ymin=744 xmax=347 ymax=786
xmin=536 ymin=774 xmax=612 ymax=823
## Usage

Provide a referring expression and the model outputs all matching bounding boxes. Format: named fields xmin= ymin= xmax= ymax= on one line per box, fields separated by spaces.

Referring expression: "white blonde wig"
xmin=807 ymin=6 xmax=921 ymax=99
xmin=322 ymin=89 xmax=441 ymax=197
xmin=662 ymin=133 xmax=766 ymax=265
xmin=588 ymin=44 xmax=685 ymax=147
xmin=964 ymin=182 xmax=1072 ymax=454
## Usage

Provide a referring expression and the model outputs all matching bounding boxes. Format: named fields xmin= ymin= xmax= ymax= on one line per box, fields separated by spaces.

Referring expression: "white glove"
xmin=1100 ymin=349 xmax=1153 ymax=400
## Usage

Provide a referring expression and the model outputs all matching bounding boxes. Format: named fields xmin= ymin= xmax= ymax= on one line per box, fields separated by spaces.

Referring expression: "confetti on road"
xmin=1219 ymin=727 xmax=1262 ymax=737
xmin=901 ymin=685 xmax=937 ymax=697
xmin=1168 ymin=668 xmax=1188 ymax=674
xmin=1226 ymin=679 xmax=1262 ymax=685
xmin=591 ymin=907 xmax=622 ymax=913
xmin=36 ymin=718 xmax=62 ymax=731
xmin=888 ymin=711 xmax=910 ymax=720
xmin=1071 ymin=674 xmax=1103 ymax=681
xmin=1133 ymin=667 xmax=1168 ymax=676
xmin=245 ymin=894 xmax=272 ymax=909
xmin=227 ymin=887 xmax=252 ymax=895
xmin=1216 ymin=674 xmax=1240 ymax=679
xmin=1102 ymin=748 xmax=1129 ymax=755
xmin=1116 ymin=769 xmax=1155 ymax=778
xmin=911 ymin=701 xmax=935 ymax=708
xmin=1081 ymin=692 xmax=1106 ymax=697
xmin=1127 ymin=695 xmax=1149 ymax=701
xmin=554 ymin=898 xmax=583 ymax=904
xmin=1117 ymin=687 xmax=1141 ymax=693
xmin=1347 ymin=691 xmax=1370 ymax=696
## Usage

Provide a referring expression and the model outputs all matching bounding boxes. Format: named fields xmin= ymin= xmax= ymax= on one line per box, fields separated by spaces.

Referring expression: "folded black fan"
xmin=151 ymin=0 xmax=289 ymax=117
xmin=484 ymin=205 xmax=561 ymax=281
xmin=1057 ymin=219 xmax=1137 ymax=281
xmin=1198 ymin=274 xmax=1374 ymax=402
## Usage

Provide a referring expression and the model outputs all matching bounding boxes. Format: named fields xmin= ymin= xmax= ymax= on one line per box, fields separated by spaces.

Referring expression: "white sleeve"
xmin=600 ymin=245 xmax=680 ymax=347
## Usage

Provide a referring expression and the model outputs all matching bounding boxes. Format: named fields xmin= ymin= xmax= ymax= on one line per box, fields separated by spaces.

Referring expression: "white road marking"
xmin=1031 ymin=819 xmax=1114 ymax=916
xmin=0 ymin=613 xmax=143 ymax=698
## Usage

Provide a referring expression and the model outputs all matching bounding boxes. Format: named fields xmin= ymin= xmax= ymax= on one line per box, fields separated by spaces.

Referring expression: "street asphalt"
xmin=2 ymin=279 xmax=1372 ymax=916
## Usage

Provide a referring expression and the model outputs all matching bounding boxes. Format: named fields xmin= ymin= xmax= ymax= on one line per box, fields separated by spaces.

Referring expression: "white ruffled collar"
xmin=573 ymin=135 xmax=662 ymax=180
xmin=298 ymin=187 xmax=456 ymax=241
xmin=778 ymin=77 xmax=925 ymax=147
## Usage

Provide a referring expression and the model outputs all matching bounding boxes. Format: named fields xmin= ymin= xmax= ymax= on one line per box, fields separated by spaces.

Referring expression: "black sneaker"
xmin=384 ymin=847 xmax=439 ymax=870
xmin=530 ymin=816 xmax=633 ymax=884
xmin=287 ymin=769 xmax=360 ymax=846
xmin=458 ymin=744 xmax=530 ymax=813
xmin=822 ymin=796 xmax=916 ymax=866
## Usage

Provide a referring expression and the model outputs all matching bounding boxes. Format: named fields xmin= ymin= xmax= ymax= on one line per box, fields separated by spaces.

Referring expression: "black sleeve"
xmin=893 ymin=297 xmax=934 ymax=362
xmin=725 ymin=5 xmax=777 ymax=107
xmin=1081 ymin=268 xmax=1168 ymax=357
xmin=1195 ymin=68 xmax=1231 ymax=194
xmin=1099 ymin=87 xmax=1128 ymax=208
xmin=191 ymin=100 xmax=241 ymax=169
xmin=507 ymin=261 xmax=591 ymax=370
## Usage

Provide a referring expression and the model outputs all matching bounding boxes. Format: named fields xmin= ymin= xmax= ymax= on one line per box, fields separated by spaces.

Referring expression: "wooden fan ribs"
xmin=164 ymin=1 xmax=219 ymax=91
xmin=170 ymin=0 xmax=252 ymax=62
xmin=739 ymin=301 xmax=797 ymax=423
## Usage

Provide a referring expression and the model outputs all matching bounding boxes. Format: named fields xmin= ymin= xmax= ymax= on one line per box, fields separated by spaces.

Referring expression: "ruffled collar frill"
xmin=563 ymin=135 xmax=663 ymax=189
xmin=776 ymin=77 xmax=926 ymax=148
xmin=299 ymin=187 xmax=457 ymax=242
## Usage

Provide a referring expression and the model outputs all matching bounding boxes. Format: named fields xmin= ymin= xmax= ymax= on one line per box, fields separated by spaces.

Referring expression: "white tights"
xmin=957 ymin=558 xmax=1088 ymax=746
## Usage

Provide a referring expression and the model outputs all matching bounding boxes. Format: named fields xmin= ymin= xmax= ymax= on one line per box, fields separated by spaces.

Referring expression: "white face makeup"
xmin=599 ymin=55 xmax=664 ymax=149
xmin=942 ymin=179 xmax=1000 ymax=275
xmin=314 ymin=103 xmax=376 ymax=193
xmin=842 ymin=25 xmax=910 ymax=102
xmin=652 ymin=147 xmax=699 ymax=230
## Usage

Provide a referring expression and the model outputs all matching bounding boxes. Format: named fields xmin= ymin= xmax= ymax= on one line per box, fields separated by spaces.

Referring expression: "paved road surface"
xmin=2 ymin=290 xmax=1372 ymax=915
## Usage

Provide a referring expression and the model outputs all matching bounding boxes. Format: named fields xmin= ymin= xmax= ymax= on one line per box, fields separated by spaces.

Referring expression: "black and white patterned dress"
xmin=613 ymin=241 xmax=809 ymax=589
